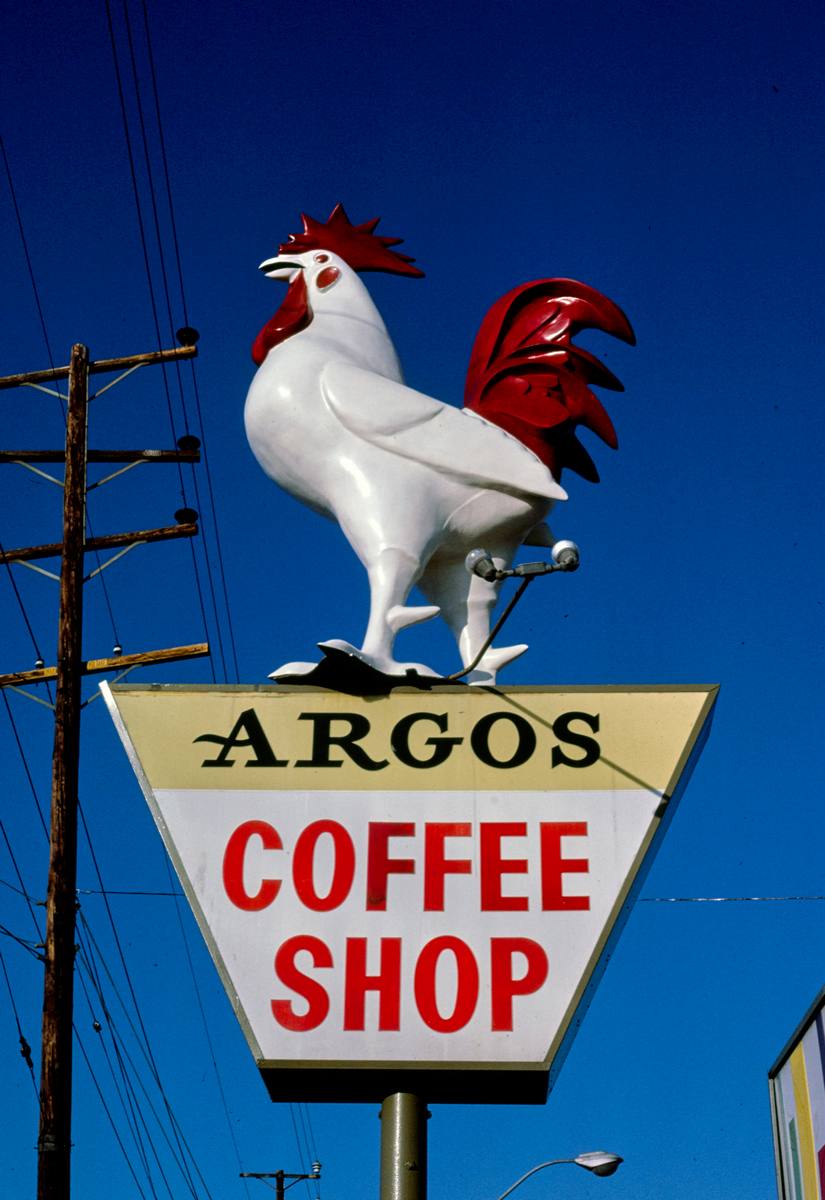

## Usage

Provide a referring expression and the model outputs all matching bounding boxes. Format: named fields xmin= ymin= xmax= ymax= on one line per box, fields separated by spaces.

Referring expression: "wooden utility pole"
xmin=37 ymin=344 xmax=88 ymax=1199
xmin=0 ymin=336 xmax=209 ymax=1200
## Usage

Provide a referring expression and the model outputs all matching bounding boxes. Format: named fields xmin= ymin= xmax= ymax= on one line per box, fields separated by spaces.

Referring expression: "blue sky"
xmin=1 ymin=0 xmax=824 ymax=1196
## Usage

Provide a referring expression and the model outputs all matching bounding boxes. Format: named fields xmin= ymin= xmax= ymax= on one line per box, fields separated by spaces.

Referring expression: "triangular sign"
xmin=104 ymin=684 xmax=716 ymax=1104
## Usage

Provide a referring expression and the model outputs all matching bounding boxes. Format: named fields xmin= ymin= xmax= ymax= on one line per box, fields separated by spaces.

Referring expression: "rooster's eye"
xmin=316 ymin=265 xmax=340 ymax=291
xmin=314 ymin=253 xmax=330 ymax=263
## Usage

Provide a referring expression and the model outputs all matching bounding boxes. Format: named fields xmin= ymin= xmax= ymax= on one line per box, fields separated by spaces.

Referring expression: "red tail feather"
xmin=463 ymin=278 xmax=634 ymax=482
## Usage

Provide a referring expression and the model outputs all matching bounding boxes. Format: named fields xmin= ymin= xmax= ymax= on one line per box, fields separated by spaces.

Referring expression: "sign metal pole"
xmin=380 ymin=1093 xmax=428 ymax=1200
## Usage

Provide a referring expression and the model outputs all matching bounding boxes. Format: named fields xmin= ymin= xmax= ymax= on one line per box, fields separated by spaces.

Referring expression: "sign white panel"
xmin=104 ymin=685 xmax=716 ymax=1103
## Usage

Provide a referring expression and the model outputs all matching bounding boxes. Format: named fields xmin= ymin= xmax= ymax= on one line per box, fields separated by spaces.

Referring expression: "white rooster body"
xmin=245 ymin=250 xmax=562 ymax=683
xmin=245 ymin=207 xmax=633 ymax=684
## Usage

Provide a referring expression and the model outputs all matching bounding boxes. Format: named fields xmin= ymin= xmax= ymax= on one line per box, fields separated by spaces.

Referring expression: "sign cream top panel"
xmin=109 ymin=685 xmax=717 ymax=796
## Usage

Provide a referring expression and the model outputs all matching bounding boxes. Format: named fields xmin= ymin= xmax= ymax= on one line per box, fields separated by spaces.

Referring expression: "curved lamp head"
xmin=573 ymin=1152 xmax=623 ymax=1178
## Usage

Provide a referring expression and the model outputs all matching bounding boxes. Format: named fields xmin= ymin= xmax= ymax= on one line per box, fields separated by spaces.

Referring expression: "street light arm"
xmin=495 ymin=1160 xmax=571 ymax=1200
xmin=495 ymin=1152 xmax=623 ymax=1200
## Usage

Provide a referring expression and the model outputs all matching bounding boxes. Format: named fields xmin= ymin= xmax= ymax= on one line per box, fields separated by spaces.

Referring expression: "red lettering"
xmin=222 ymin=820 xmax=282 ymax=911
xmin=424 ymin=823 xmax=471 ymax=910
xmin=343 ymin=937 xmax=402 ymax=1030
xmin=366 ymin=822 xmax=415 ymax=909
xmin=490 ymin=938 xmax=548 ymax=1031
xmin=292 ymin=820 xmax=355 ymax=911
xmin=271 ymin=935 xmax=332 ymax=1031
xmin=540 ymin=822 xmax=589 ymax=910
xmin=480 ymin=823 xmax=528 ymax=910
xmin=414 ymin=936 xmax=479 ymax=1032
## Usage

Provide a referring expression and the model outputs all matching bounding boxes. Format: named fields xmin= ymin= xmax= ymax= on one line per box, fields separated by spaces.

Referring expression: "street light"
xmin=495 ymin=1153 xmax=623 ymax=1200
xmin=572 ymin=1153 xmax=623 ymax=1177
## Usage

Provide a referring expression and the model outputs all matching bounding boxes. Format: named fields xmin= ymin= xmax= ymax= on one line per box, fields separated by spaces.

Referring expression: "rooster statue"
xmin=245 ymin=204 xmax=634 ymax=685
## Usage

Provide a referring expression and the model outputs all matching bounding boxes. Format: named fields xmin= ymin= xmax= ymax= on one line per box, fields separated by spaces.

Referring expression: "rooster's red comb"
xmin=278 ymin=203 xmax=424 ymax=277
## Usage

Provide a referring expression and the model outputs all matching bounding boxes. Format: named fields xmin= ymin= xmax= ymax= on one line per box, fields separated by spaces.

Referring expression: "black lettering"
xmin=295 ymin=712 xmax=389 ymax=771
xmin=194 ymin=708 xmax=287 ymax=768
xmin=391 ymin=713 xmax=463 ymax=768
xmin=551 ymin=711 xmax=600 ymax=768
xmin=470 ymin=712 xmax=537 ymax=768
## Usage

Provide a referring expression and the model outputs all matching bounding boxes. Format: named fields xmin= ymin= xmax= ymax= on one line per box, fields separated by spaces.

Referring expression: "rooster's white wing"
xmin=321 ymin=361 xmax=567 ymax=502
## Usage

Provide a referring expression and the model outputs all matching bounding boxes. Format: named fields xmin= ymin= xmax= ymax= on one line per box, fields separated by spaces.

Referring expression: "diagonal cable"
xmin=78 ymin=914 xmax=213 ymax=1197
xmin=0 ymin=945 xmax=39 ymax=1101
xmin=162 ymin=856 xmax=251 ymax=1197
xmin=140 ymin=0 xmax=239 ymax=680
xmin=77 ymin=802 xmax=205 ymax=1198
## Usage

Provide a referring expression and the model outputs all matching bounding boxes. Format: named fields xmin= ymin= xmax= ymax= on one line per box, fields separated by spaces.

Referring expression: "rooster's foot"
xmin=266 ymin=641 xmax=441 ymax=683
xmin=269 ymin=659 xmax=321 ymax=680
xmin=320 ymin=639 xmax=441 ymax=679
xmin=268 ymin=640 xmax=443 ymax=692
xmin=463 ymin=642 xmax=528 ymax=686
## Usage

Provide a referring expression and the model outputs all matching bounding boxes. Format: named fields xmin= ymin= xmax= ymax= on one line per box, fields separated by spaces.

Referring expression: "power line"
xmin=0 ymin=535 xmax=49 ymax=668
xmin=2 ymin=140 xmax=128 ymax=694
xmin=103 ymin=0 xmax=185 ymax=474
xmin=78 ymin=923 xmax=191 ymax=1198
xmin=77 ymin=802 xmax=208 ymax=1199
xmin=75 ymin=926 xmax=162 ymax=1197
xmin=0 ymin=816 xmax=43 ymax=942
xmin=77 ymin=915 xmax=213 ymax=1199
xmin=0 ymin=923 xmax=43 ymax=960
xmin=139 ymin=0 xmax=240 ymax=681
xmin=73 ymin=1017 xmax=152 ymax=1200
xmin=0 ymin=187 xmax=221 ymax=1190
xmin=2 ymin=690 xmax=50 ymax=839
xmin=301 ymin=1104 xmax=321 ymax=1176
xmin=0 ymin=394 xmax=204 ymax=1189
xmin=84 ymin=510 xmax=123 ymax=649
xmin=76 ymin=937 xmax=178 ymax=1200
xmin=0 ymin=134 xmax=56 ymax=372
xmin=104 ymin=0 xmax=218 ymax=685
xmin=2 ymin=21 xmax=235 ymax=1192
xmin=162 ymin=855 xmax=252 ymax=1198
xmin=0 ymin=944 xmax=39 ymax=1101
xmin=1 ymin=176 xmax=131 ymax=700
xmin=641 ymin=894 xmax=825 ymax=903
xmin=289 ymin=1104 xmax=315 ymax=1200
xmin=104 ymin=0 xmax=224 ymax=682
xmin=120 ymin=0 xmax=192 ymax=431
xmin=77 ymin=887 xmax=183 ymax=897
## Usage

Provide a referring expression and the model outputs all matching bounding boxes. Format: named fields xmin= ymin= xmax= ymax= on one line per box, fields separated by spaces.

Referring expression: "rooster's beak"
xmin=259 ymin=256 xmax=302 ymax=280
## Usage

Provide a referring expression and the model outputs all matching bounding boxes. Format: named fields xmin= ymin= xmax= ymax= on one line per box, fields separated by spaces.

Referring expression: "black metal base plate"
xmin=273 ymin=642 xmax=466 ymax=696
xmin=259 ymin=1064 xmax=550 ymax=1105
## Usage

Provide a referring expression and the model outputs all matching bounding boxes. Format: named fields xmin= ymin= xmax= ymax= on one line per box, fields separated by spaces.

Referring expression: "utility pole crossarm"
xmin=0 ymin=342 xmax=197 ymax=390
xmin=0 ymin=521 xmax=199 ymax=565
xmin=0 ymin=449 xmax=201 ymax=464
xmin=0 ymin=643 xmax=210 ymax=689
xmin=240 ymin=1164 xmax=322 ymax=1200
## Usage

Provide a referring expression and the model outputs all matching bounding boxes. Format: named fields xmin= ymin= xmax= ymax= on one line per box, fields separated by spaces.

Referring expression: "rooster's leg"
xmin=359 ymin=546 xmax=439 ymax=672
xmin=419 ymin=546 xmax=527 ymax=685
